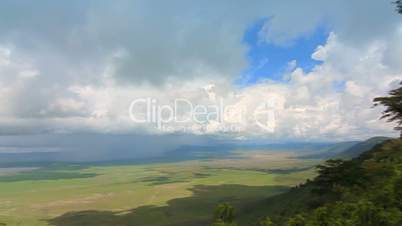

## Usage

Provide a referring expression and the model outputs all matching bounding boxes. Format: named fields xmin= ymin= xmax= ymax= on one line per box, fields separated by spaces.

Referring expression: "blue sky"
xmin=238 ymin=18 xmax=329 ymax=86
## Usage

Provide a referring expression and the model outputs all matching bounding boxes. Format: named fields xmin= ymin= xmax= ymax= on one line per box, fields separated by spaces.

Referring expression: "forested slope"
xmin=217 ymin=139 xmax=402 ymax=226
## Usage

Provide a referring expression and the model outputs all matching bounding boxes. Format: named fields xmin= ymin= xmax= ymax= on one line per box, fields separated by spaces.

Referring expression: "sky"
xmin=239 ymin=19 xmax=328 ymax=84
xmin=0 ymin=0 xmax=402 ymax=159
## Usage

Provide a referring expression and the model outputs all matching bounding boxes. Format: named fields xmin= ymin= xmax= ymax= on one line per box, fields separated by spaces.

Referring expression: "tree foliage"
xmin=284 ymin=214 xmax=306 ymax=226
xmin=212 ymin=203 xmax=237 ymax=226
xmin=373 ymin=82 xmax=402 ymax=137
xmin=396 ymin=0 xmax=402 ymax=14
xmin=259 ymin=217 xmax=277 ymax=226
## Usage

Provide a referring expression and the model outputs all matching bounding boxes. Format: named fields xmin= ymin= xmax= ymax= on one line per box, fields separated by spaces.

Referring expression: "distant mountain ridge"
xmin=0 ymin=137 xmax=393 ymax=167
xmin=335 ymin=136 xmax=391 ymax=159
xmin=300 ymin=137 xmax=392 ymax=160
xmin=299 ymin=141 xmax=359 ymax=159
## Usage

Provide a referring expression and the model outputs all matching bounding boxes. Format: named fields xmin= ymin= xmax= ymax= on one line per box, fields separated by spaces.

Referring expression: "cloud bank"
xmin=0 ymin=0 xmax=401 ymax=145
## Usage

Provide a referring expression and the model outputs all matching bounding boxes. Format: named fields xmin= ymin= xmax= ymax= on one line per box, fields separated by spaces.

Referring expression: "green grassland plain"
xmin=0 ymin=149 xmax=317 ymax=226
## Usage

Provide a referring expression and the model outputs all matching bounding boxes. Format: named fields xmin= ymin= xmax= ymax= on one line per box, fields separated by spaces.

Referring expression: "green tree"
xmin=311 ymin=207 xmax=331 ymax=226
xmin=211 ymin=219 xmax=227 ymax=226
xmin=211 ymin=219 xmax=238 ymax=226
xmin=393 ymin=177 xmax=402 ymax=209
xmin=259 ymin=217 xmax=277 ymax=226
xmin=352 ymin=200 xmax=387 ymax=226
xmin=285 ymin=214 xmax=306 ymax=226
xmin=313 ymin=159 xmax=367 ymax=196
xmin=213 ymin=203 xmax=236 ymax=225
xmin=373 ymin=83 xmax=402 ymax=138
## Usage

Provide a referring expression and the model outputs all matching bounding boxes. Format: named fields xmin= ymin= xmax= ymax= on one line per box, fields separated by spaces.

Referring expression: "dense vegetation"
xmin=213 ymin=138 xmax=402 ymax=226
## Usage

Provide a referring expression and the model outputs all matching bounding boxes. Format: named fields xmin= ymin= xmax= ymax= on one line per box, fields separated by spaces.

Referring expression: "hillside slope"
xmin=299 ymin=141 xmax=359 ymax=159
xmin=335 ymin=136 xmax=391 ymax=159
xmin=237 ymin=139 xmax=402 ymax=226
